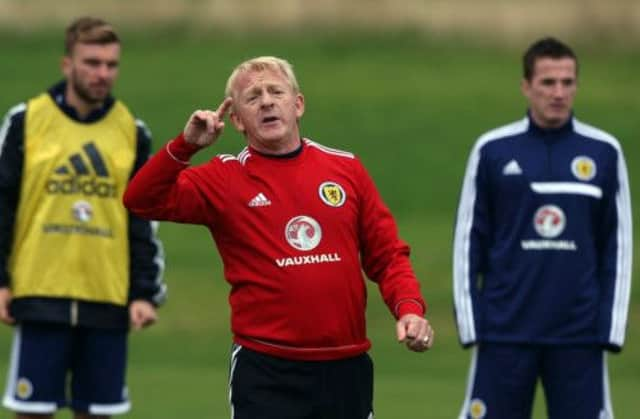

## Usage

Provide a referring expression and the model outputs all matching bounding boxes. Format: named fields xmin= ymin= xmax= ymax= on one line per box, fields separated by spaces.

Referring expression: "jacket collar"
xmin=48 ymin=80 xmax=115 ymax=123
xmin=526 ymin=110 xmax=574 ymax=139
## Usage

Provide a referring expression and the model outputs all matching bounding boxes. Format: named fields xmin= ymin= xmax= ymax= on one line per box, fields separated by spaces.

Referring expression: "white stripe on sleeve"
xmin=453 ymin=118 xmax=528 ymax=345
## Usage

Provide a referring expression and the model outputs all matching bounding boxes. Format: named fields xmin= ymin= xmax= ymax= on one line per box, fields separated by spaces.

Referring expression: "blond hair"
xmin=225 ymin=56 xmax=300 ymax=98
xmin=65 ymin=17 xmax=119 ymax=55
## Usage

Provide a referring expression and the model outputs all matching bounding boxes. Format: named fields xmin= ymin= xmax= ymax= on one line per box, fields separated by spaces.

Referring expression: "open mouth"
xmin=262 ymin=116 xmax=279 ymax=124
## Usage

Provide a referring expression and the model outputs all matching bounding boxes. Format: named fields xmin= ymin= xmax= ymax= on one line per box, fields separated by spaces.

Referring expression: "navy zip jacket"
xmin=453 ymin=113 xmax=632 ymax=352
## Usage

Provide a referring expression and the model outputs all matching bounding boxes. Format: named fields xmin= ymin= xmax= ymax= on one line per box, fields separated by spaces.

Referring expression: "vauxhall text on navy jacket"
xmin=453 ymin=114 xmax=632 ymax=352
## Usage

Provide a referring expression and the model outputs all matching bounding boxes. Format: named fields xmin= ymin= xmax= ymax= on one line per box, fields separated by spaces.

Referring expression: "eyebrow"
xmin=244 ymin=82 xmax=287 ymax=94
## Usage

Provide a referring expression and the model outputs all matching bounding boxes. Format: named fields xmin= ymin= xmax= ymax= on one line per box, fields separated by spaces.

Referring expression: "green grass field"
xmin=0 ymin=30 xmax=638 ymax=418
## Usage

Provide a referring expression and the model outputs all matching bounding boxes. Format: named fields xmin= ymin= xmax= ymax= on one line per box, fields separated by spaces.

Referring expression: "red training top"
xmin=124 ymin=134 xmax=426 ymax=360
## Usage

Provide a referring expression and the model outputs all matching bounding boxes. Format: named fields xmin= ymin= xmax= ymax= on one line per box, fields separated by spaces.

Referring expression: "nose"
xmin=96 ymin=63 xmax=112 ymax=80
xmin=259 ymin=92 xmax=275 ymax=107
xmin=551 ymin=82 xmax=568 ymax=98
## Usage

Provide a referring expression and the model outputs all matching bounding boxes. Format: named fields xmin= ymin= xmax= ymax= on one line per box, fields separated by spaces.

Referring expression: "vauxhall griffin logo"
xmin=45 ymin=142 xmax=117 ymax=198
xmin=285 ymin=215 xmax=322 ymax=251
xmin=72 ymin=200 xmax=93 ymax=222
xmin=277 ymin=215 xmax=342 ymax=267
xmin=521 ymin=204 xmax=576 ymax=251
xmin=533 ymin=205 xmax=565 ymax=238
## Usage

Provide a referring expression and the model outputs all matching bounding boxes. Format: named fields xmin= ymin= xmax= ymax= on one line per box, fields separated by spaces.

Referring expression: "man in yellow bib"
xmin=0 ymin=17 xmax=166 ymax=419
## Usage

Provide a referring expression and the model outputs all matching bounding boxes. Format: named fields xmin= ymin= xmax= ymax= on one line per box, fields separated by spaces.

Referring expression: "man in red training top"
xmin=123 ymin=56 xmax=433 ymax=419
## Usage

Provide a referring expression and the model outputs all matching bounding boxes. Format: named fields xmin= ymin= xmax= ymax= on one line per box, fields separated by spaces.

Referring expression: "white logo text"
xmin=275 ymin=252 xmax=341 ymax=267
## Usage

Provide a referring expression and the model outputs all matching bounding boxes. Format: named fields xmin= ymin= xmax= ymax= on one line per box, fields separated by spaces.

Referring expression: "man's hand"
xmin=396 ymin=313 xmax=434 ymax=352
xmin=129 ymin=300 xmax=158 ymax=331
xmin=183 ymin=97 xmax=233 ymax=148
xmin=0 ymin=287 xmax=15 ymax=325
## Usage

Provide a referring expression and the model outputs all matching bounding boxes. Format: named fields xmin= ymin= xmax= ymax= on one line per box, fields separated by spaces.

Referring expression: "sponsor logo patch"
xmin=533 ymin=205 xmax=565 ymax=238
xmin=285 ymin=215 xmax=322 ymax=251
xmin=278 ymin=216 xmax=341 ymax=267
xmin=521 ymin=204 xmax=577 ymax=251
xmin=318 ymin=181 xmax=346 ymax=207
xmin=72 ymin=200 xmax=93 ymax=222
xmin=42 ymin=224 xmax=113 ymax=237
xmin=275 ymin=253 xmax=341 ymax=267
xmin=571 ymin=156 xmax=597 ymax=181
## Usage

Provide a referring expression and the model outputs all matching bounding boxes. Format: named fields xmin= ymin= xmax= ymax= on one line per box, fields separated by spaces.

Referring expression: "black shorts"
xmin=229 ymin=345 xmax=374 ymax=419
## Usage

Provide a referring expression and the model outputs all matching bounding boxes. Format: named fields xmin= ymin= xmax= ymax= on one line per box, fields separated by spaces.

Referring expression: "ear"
xmin=61 ymin=55 xmax=72 ymax=78
xmin=295 ymin=93 xmax=305 ymax=119
xmin=230 ymin=111 xmax=245 ymax=133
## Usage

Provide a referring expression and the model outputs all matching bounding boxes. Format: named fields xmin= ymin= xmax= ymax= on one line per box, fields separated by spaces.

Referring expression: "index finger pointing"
xmin=216 ymin=97 xmax=233 ymax=119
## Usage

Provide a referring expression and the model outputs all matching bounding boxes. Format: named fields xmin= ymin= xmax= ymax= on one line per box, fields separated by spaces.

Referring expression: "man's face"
xmin=62 ymin=42 xmax=120 ymax=105
xmin=230 ymin=68 xmax=304 ymax=152
xmin=521 ymin=57 xmax=577 ymax=128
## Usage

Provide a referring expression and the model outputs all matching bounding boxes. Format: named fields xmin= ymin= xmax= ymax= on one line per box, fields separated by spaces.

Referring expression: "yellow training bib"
xmin=9 ymin=93 xmax=137 ymax=305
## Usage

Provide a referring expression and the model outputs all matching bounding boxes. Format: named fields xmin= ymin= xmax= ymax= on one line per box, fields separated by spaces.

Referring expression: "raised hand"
xmin=183 ymin=97 xmax=233 ymax=148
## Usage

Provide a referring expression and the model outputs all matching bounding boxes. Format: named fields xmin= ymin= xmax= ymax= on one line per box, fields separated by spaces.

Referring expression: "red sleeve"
xmin=356 ymin=159 xmax=427 ymax=319
xmin=123 ymin=133 xmax=227 ymax=225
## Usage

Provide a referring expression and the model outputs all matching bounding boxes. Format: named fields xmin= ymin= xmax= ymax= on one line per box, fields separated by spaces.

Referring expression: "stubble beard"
xmin=70 ymin=71 xmax=110 ymax=106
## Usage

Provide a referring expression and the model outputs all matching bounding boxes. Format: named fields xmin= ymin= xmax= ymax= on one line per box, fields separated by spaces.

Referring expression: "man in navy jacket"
xmin=453 ymin=37 xmax=632 ymax=419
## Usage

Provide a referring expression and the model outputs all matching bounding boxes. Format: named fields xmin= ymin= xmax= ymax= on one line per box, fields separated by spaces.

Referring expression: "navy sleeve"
xmin=127 ymin=120 xmax=167 ymax=305
xmin=0 ymin=104 xmax=26 ymax=288
xmin=453 ymin=141 xmax=491 ymax=347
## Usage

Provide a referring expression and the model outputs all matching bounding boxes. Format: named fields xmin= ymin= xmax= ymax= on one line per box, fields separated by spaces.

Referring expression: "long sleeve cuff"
xmin=166 ymin=133 xmax=203 ymax=163
xmin=395 ymin=299 xmax=426 ymax=318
